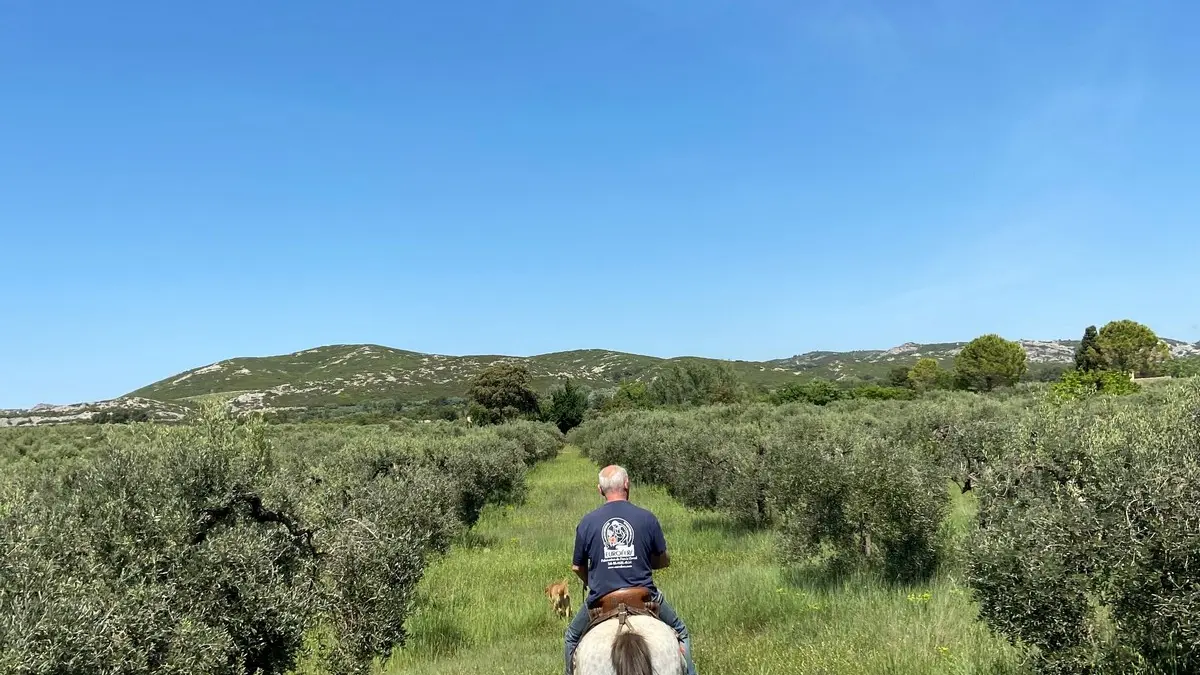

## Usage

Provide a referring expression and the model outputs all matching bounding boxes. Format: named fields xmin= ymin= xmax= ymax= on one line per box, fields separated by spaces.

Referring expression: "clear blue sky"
xmin=3 ymin=1 xmax=1198 ymax=407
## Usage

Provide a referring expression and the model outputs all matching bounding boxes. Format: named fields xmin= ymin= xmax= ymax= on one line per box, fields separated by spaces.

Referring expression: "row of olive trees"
xmin=0 ymin=424 xmax=110 ymax=473
xmin=571 ymin=393 xmax=1029 ymax=582
xmin=0 ymin=408 xmax=564 ymax=674
xmin=571 ymin=380 xmax=1200 ymax=673
xmin=969 ymin=380 xmax=1200 ymax=673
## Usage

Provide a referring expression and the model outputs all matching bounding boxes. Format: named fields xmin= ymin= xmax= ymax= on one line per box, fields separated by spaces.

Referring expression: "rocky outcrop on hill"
xmin=0 ymin=397 xmax=188 ymax=427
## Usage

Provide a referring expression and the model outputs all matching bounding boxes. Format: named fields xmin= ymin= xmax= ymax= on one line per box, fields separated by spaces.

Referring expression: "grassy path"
xmin=382 ymin=448 xmax=1022 ymax=674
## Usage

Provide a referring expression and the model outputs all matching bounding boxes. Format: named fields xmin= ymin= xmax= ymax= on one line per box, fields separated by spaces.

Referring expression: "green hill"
xmin=130 ymin=345 xmax=663 ymax=409
xmin=123 ymin=339 xmax=1200 ymax=413
xmin=0 ymin=338 xmax=1192 ymax=424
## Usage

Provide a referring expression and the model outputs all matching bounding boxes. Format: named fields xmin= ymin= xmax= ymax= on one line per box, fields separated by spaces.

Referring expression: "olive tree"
xmin=649 ymin=361 xmax=746 ymax=406
xmin=768 ymin=413 xmax=949 ymax=582
xmin=0 ymin=412 xmax=324 ymax=674
xmin=968 ymin=382 xmax=1200 ymax=673
xmin=0 ymin=407 xmax=556 ymax=675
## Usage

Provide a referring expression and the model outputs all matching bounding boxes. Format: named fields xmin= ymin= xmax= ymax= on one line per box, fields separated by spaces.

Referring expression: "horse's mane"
xmin=611 ymin=630 xmax=654 ymax=675
xmin=576 ymin=613 xmax=682 ymax=674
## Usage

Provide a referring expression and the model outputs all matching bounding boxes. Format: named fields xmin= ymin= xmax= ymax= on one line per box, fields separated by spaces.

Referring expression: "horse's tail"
xmin=610 ymin=629 xmax=654 ymax=675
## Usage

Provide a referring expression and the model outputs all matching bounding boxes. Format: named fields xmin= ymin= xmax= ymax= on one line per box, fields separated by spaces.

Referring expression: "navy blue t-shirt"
xmin=572 ymin=500 xmax=667 ymax=607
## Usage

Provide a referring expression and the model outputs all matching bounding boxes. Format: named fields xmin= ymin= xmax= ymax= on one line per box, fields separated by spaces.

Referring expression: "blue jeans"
xmin=564 ymin=589 xmax=695 ymax=675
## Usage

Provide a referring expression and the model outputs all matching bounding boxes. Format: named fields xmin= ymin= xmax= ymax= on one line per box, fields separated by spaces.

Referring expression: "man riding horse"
xmin=564 ymin=464 xmax=697 ymax=675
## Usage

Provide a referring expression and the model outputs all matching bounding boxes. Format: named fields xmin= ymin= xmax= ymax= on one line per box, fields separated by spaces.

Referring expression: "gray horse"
xmin=573 ymin=614 xmax=686 ymax=675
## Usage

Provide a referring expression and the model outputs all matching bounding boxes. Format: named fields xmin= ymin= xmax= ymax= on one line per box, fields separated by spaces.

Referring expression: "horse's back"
xmin=574 ymin=614 xmax=683 ymax=675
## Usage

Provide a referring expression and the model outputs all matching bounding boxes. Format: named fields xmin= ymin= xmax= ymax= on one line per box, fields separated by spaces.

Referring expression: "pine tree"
xmin=544 ymin=378 xmax=588 ymax=433
xmin=954 ymin=334 xmax=1028 ymax=392
xmin=1096 ymin=319 xmax=1171 ymax=377
xmin=1075 ymin=325 xmax=1102 ymax=371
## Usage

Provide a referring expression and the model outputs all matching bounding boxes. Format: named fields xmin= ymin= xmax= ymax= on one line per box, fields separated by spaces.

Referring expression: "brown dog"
xmin=545 ymin=579 xmax=571 ymax=618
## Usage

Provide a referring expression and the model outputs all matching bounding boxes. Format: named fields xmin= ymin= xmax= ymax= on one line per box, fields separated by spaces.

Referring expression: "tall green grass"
xmin=375 ymin=448 xmax=1024 ymax=675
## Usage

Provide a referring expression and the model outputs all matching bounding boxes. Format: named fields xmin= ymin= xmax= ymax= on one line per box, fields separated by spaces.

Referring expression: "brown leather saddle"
xmin=580 ymin=586 xmax=660 ymax=639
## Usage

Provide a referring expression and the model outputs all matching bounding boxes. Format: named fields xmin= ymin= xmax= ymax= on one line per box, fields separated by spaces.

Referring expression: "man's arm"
xmin=571 ymin=523 xmax=589 ymax=587
xmin=649 ymin=515 xmax=670 ymax=569
xmin=572 ymin=563 xmax=589 ymax=585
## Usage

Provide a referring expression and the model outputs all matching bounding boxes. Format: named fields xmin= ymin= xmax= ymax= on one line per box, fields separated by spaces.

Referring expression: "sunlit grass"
xmin=374 ymin=448 xmax=1025 ymax=674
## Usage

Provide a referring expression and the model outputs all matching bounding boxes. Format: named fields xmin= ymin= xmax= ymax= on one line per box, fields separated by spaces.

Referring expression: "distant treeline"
xmin=248 ymin=319 xmax=1198 ymax=434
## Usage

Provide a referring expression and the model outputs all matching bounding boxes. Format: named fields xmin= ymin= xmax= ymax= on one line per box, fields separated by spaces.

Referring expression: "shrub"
xmin=968 ymin=381 xmax=1200 ymax=673
xmin=908 ymin=358 xmax=953 ymax=392
xmin=303 ymin=443 xmax=461 ymax=673
xmin=1165 ymin=356 xmax=1200 ymax=378
xmin=91 ymin=408 xmax=151 ymax=424
xmin=1025 ymin=363 xmax=1072 ymax=383
xmin=0 ymin=407 xmax=557 ymax=674
xmin=600 ymin=380 xmax=652 ymax=412
xmin=575 ymin=401 xmax=953 ymax=579
xmin=0 ymin=411 xmax=327 ymax=674
xmin=767 ymin=414 xmax=949 ymax=582
xmin=895 ymin=393 xmax=1022 ymax=493
xmin=888 ymin=366 xmax=913 ymax=388
xmin=670 ymin=419 xmax=773 ymax=525
xmin=576 ymin=406 xmax=772 ymax=524
xmin=771 ymin=379 xmax=843 ymax=406
xmin=1049 ymin=369 xmax=1141 ymax=402
xmin=493 ymin=420 xmax=566 ymax=466
xmin=649 ymin=361 xmax=746 ymax=406
xmin=847 ymin=385 xmax=915 ymax=401
xmin=572 ymin=379 xmax=1200 ymax=666
xmin=577 ymin=409 xmax=693 ymax=499
xmin=0 ymin=425 xmax=110 ymax=474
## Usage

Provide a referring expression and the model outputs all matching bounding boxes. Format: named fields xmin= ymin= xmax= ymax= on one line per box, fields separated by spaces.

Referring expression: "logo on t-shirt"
xmin=602 ymin=517 xmax=636 ymax=564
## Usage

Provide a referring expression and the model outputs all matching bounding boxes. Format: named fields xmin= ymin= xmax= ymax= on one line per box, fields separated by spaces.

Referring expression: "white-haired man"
xmin=563 ymin=464 xmax=696 ymax=675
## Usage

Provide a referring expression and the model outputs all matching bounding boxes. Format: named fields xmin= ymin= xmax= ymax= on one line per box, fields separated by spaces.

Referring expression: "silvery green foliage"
xmin=493 ymin=420 xmax=566 ymax=466
xmin=893 ymin=393 xmax=1021 ymax=493
xmin=767 ymin=413 xmax=949 ymax=582
xmin=576 ymin=401 xmax=951 ymax=579
xmin=578 ymin=406 xmax=773 ymax=524
xmin=968 ymin=381 xmax=1200 ymax=673
xmin=304 ymin=442 xmax=460 ymax=674
xmin=0 ymin=413 xmax=316 ymax=674
xmin=0 ymin=410 xmax=560 ymax=674
xmin=576 ymin=384 xmax=1200 ymax=666
xmin=416 ymin=432 xmax=529 ymax=527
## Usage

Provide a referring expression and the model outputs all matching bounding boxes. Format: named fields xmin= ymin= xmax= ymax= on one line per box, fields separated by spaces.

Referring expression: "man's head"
xmin=598 ymin=464 xmax=630 ymax=501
